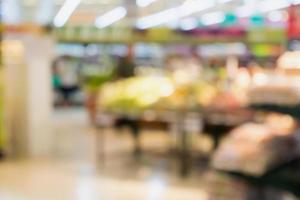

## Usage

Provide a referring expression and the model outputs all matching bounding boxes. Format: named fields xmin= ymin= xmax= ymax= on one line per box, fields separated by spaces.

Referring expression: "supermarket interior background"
xmin=1 ymin=0 xmax=300 ymax=199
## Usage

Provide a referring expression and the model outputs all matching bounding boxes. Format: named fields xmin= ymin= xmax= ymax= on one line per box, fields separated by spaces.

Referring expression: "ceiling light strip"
xmin=201 ymin=11 xmax=226 ymax=26
xmin=236 ymin=0 xmax=300 ymax=18
xmin=95 ymin=7 xmax=127 ymax=29
xmin=53 ymin=0 xmax=81 ymax=27
xmin=136 ymin=0 xmax=215 ymax=29
xmin=136 ymin=0 xmax=158 ymax=7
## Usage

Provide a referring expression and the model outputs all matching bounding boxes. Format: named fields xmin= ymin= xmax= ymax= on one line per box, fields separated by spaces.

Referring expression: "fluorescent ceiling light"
xmin=218 ymin=0 xmax=233 ymax=3
xmin=136 ymin=0 xmax=215 ymax=29
xmin=180 ymin=18 xmax=198 ymax=30
xmin=236 ymin=0 xmax=294 ymax=18
xmin=235 ymin=5 xmax=255 ymax=18
xmin=201 ymin=11 xmax=225 ymax=26
xmin=293 ymin=0 xmax=300 ymax=4
xmin=136 ymin=0 xmax=158 ymax=7
xmin=53 ymin=0 xmax=81 ymax=27
xmin=95 ymin=7 xmax=127 ymax=29
xmin=259 ymin=0 xmax=290 ymax=13
xmin=166 ymin=20 xmax=180 ymax=29
xmin=136 ymin=8 xmax=178 ymax=29
xmin=235 ymin=0 xmax=257 ymax=18
xmin=267 ymin=10 xmax=288 ymax=22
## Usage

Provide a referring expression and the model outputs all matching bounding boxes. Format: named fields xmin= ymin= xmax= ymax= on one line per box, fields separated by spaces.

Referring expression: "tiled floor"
xmin=0 ymin=108 xmax=208 ymax=200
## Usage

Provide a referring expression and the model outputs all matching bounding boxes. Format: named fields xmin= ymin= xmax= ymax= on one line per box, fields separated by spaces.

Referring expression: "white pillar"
xmin=3 ymin=33 xmax=54 ymax=158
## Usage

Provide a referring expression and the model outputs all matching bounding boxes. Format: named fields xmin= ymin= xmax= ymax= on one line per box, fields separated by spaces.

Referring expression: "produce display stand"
xmin=113 ymin=113 xmax=170 ymax=156
xmin=94 ymin=109 xmax=194 ymax=176
xmin=94 ymin=107 xmax=254 ymax=177
xmin=202 ymin=108 xmax=254 ymax=150
xmin=214 ymin=104 xmax=300 ymax=199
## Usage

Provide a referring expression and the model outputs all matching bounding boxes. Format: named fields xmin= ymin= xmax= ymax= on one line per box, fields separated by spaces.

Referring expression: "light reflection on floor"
xmin=0 ymin=108 xmax=208 ymax=200
xmin=0 ymin=160 xmax=208 ymax=200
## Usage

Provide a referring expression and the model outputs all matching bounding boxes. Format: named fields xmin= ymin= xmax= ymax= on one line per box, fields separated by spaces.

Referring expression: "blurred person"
xmin=188 ymin=46 xmax=203 ymax=75
xmin=52 ymin=60 xmax=61 ymax=91
xmin=55 ymin=56 xmax=80 ymax=106
xmin=115 ymin=45 xmax=136 ymax=79
xmin=86 ymin=91 xmax=98 ymax=125
xmin=52 ymin=59 xmax=62 ymax=107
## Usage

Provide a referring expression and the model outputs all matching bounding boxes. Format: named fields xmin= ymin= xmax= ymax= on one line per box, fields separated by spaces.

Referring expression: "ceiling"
xmin=2 ymin=0 xmax=297 ymax=28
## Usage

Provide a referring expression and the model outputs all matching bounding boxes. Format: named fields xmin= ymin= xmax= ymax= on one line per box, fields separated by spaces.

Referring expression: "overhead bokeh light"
xmin=250 ymin=14 xmax=265 ymax=26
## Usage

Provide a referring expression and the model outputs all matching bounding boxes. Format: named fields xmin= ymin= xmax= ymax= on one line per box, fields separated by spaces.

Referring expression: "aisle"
xmin=0 ymin=159 xmax=207 ymax=200
xmin=52 ymin=108 xmax=98 ymax=161
xmin=0 ymin=108 xmax=208 ymax=200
